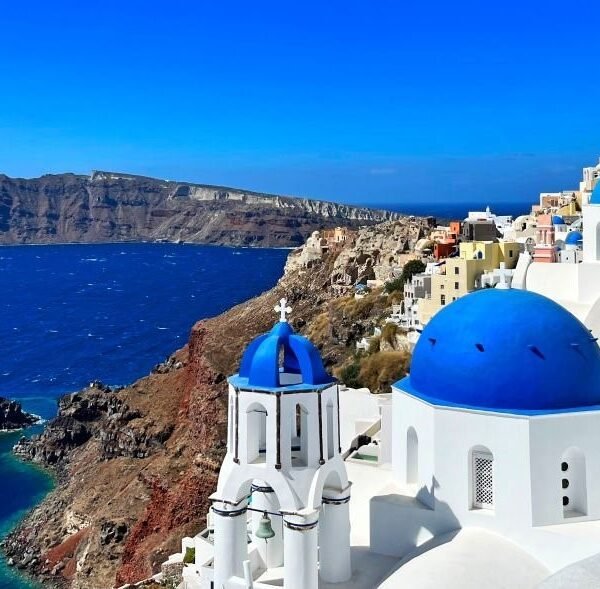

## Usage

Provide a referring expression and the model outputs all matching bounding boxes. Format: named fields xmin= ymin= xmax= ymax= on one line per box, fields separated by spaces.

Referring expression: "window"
xmin=454 ymin=267 xmax=459 ymax=275
xmin=440 ymin=295 xmax=446 ymax=306
xmin=561 ymin=447 xmax=587 ymax=517
xmin=509 ymin=249 xmax=514 ymax=257
xmin=407 ymin=427 xmax=418 ymax=484
xmin=440 ymin=284 xmax=444 ymax=290
xmin=454 ymin=282 xmax=459 ymax=290
xmin=472 ymin=449 xmax=494 ymax=509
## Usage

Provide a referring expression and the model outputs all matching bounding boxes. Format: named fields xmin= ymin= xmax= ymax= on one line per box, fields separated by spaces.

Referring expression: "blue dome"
xmin=231 ymin=321 xmax=333 ymax=391
xmin=591 ymin=183 xmax=600 ymax=205
xmin=565 ymin=231 xmax=583 ymax=245
xmin=552 ymin=215 xmax=565 ymax=225
xmin=399 ymin=289 xmax=600 ymax=414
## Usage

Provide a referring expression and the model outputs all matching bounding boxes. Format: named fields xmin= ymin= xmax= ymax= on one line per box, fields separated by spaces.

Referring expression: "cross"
xmin=275 ymin=297 xmax=292 ymax=322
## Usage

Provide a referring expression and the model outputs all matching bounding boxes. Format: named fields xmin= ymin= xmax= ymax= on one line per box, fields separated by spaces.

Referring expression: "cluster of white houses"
xmin=150 ymin=158 xmax=600 ymax=589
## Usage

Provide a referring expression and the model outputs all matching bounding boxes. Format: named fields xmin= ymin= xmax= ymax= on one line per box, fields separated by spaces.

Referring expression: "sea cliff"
xmin=0 ymin=171 xmax=403 ymax=247
xmin=4 ymin=216 xmax=431 ymax=588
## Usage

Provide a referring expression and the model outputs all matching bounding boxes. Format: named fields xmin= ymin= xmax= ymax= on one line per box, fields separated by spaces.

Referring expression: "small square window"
xmin=454 ymin=282 xmax=459 ymax=290
xmin=454 ymin=267 xmax=459 ymax=275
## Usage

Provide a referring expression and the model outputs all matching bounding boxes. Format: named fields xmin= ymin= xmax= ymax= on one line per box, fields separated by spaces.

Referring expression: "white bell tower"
xmin=210 ymin=298 xmax=352 ymax=589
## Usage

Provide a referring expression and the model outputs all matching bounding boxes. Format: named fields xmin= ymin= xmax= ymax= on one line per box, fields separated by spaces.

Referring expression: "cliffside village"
xmin=285 ymin=159 xmax=595 ymax=351
xmin=122 ymin=158 xmax=600 ymax=589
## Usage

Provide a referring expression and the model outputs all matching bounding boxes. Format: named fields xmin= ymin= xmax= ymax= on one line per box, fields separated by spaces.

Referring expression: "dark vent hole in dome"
xmin=475 ymin=343 xmax=485 ymax=352
xmin=528 ymin=345 xmax=545 ymax=359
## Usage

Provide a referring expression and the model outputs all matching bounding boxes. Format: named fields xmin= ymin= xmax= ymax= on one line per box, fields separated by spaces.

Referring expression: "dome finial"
xmin=275 ymin=297 xmax=292 ymax=323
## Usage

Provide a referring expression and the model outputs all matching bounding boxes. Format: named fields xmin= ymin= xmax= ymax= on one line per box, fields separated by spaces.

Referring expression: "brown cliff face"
xmin=5 ymin=220 xmax=420 ymax=588
xmin=0 ymin=172 xmax=403 ymax=247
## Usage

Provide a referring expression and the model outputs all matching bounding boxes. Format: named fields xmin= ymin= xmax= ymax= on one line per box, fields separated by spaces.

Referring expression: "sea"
xmin=371 ymin=200 xmax=533 ymax=221
xmin=0 ymin=243 xmax=289 ymax=589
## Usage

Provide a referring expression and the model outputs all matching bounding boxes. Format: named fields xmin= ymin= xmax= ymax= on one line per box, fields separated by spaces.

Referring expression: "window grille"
xmin=473 ymin=451 xmax=494 ymax=509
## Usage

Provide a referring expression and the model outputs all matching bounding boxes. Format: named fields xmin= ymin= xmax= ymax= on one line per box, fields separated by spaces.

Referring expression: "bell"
xmin=255 ymin=512 xmax=276 ymax=540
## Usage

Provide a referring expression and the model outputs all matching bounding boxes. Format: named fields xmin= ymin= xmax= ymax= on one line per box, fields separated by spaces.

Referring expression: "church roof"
xmin=229 ymin=306 xmax=333 ymax=392
xmin=565 ymin=230 xmax=583 ymax=245
xmin=551 ymin=215 xmax=565 ymax=225
xmin=396 ymin=289 xmax=600 ymax=414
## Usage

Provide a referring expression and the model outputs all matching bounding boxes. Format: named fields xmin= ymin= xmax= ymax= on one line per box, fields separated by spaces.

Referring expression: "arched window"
xmin=291 ymin=403 xmax=308 ymax=466
xmin=246 ymin=402 xmax=268 ymax=464
xmin=470 ymin=446 xmax=494 ymax=510
xmin=406 ymin=427 xmax=418 ymax=484
xmin=326 ymin=401 xmax=335 ymax=460
xmin=561 ymin=447 xmax=587 ymax=517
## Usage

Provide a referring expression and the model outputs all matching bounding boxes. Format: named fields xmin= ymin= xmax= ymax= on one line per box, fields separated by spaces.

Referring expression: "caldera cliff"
xmin=0 ymin=171 xmax=403 ymax=247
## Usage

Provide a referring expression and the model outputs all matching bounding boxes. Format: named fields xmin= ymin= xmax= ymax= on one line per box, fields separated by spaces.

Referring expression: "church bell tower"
xmin=210 ymin=298 xmax=352 ymax=589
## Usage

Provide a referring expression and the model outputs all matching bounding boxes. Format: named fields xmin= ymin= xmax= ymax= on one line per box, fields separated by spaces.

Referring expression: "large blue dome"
xmin=230 ymin=321 xmax=333 ymax=391
xmin=590 ymin=183 xmax=600 ymax=205
xmin=399 ymin=289 xmax=600 ymax=414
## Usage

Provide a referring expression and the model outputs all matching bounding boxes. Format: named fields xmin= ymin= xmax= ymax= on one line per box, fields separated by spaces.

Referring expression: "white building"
xmin=522 ymin=182 xmax=600 ymax=336
xmin=377 ymin=288 xmax=600 ymax=585
xmin=209 ymin=299 xmax=351 ymax=589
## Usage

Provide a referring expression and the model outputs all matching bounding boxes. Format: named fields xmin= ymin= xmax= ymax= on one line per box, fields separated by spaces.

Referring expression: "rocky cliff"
xmin=4 ymin=219 xmax=423 ymax=588
xmin=0 ymin=398 xmax=38 ymax=430
xmin=0 ymin=171 xmax=403 ymax=247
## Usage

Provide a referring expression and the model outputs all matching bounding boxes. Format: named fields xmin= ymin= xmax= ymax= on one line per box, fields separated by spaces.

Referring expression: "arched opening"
xmin=326 ymin=402 xmax=335 ymax=460
xmin=246 ymin=402 xmax=268 ymax=464
xmin=561 ymin=447 xmax=587 ymax=517
xmin=470 ymin=445 xmax=494 ymax=510
xmin=407 ymin=427 xmax=418 ymax=484
xmin=291 ymin=403 xmax=308 ymax=466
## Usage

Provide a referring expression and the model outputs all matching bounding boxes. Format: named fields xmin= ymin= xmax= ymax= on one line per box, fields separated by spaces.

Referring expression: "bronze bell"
xmin=255 ymin=511 xmax=275 ymax=540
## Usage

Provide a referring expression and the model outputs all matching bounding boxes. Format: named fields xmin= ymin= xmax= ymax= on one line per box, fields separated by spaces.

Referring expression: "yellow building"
xmin=419 ymin=240 xmax=519 ymax=325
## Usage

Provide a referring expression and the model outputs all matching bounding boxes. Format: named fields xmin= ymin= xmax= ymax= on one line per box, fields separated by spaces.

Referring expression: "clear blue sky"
xmin=0 ymin=0 xmax=598 ymax=205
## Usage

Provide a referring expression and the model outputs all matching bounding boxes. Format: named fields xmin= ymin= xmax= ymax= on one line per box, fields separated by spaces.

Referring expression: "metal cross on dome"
xmin=275 ymin=297 xmax=292 ymax=322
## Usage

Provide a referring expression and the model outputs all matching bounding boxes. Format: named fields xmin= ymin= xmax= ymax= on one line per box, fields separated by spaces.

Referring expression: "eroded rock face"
xmin=0 ymin=171 xmax=403 ymax=247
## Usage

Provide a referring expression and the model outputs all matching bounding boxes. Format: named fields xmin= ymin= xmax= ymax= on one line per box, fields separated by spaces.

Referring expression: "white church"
xmin=171 ymin=281 xmax=600 ymax=588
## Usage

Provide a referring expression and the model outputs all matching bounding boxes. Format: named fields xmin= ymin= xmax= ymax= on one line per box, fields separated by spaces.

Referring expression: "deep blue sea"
xmin=0 ymin=243 xmax=289 ymax=588
xmin=369 ymin=200 xmax=533 ymax=220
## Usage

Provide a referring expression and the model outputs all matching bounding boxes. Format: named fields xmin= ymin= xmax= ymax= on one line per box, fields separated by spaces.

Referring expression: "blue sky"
xmin=0 ymin=0 xmax=598 ymax=205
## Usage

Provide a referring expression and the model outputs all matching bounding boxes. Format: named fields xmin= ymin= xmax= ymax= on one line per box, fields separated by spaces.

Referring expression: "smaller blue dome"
xmin=231 ymin=321 xmax=333 ymax=391
xmin=552 ymin=215 xmax=565 ymax=225
xmin=565 ymin=231 xmax=583 ymax=245
xmin=591 ymin=183 xmax=600 ymax=205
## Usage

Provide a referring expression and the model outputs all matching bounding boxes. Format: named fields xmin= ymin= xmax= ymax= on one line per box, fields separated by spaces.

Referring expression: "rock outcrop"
xmin=0 ymin=171 xmax=404 ymax=247
xmin=0 ymin=397 xmax=38 ymax=430
xmin=4 ymin=219 xmax=422 ymax=588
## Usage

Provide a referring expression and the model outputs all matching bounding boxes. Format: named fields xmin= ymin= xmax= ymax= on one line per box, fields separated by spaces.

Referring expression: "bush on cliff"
xmin=338 ymin=360 xmax=362 ymax=389
xmin=358 ymin=351 xmax=410 ymax=394
xmin=385 ymin=259 xmax=426 ymax=293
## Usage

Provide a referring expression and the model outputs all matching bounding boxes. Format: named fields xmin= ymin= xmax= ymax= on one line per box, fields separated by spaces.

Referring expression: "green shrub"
xmin=339 ymin=360 xmax=362 ymax=389
xmin=384 ymin=277 xmax=404 ymax=293
xmin=183 ymin=546 xmax=196 ymax=565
